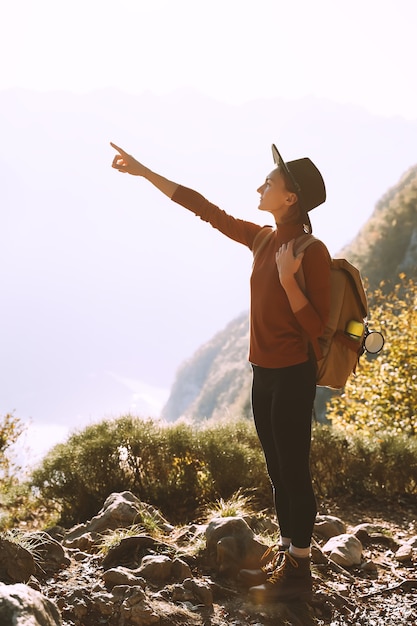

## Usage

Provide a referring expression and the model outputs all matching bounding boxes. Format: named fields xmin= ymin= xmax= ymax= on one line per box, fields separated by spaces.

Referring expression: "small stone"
xmin=352 ymin=523 xmax=383 ymax=535
xmin=183 ymin=578 xmax=213 ymax=606
xmin=395 ymin=543 xmax=413 ymax=562
xmin=314 ymin=515 xmax=346 ymax=539
xmin=322 ymin=533 xmax=363 ymax=567
xmin=171 ymin=557 xmax=192 ymax=581
xmin=406 ymin=535 xmax=417 ymax=548
xmin=311 ymin=545 xmax=328 ymax=564
xmin=360 ymin=560 xmax=378 ymax=573
xmin=103 ymin=566 xmax=146 ymax=589
xmin=137 ymin=555 xmax=173 ymax=582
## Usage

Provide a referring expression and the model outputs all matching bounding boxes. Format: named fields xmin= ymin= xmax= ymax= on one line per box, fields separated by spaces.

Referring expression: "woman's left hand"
xmin=275 ymin=239 xmax=303 ymax=285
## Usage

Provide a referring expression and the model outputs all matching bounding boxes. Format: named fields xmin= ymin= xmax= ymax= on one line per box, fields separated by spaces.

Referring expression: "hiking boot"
xmin=237 ymin=546 xmax=287 ymax=587
xmin=248 ymin=551 xmax=312 ymax=603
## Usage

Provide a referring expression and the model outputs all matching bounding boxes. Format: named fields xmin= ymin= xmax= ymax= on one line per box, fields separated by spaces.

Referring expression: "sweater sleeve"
xmin=171 ymin=185 xmax=261 ymax=249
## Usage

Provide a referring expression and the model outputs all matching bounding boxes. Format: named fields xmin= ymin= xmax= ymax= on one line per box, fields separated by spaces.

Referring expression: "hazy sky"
xmin=3 ymin=0 xmax=417 ymax=465
xmin=3 ymin=0 xmax=417 ymax=119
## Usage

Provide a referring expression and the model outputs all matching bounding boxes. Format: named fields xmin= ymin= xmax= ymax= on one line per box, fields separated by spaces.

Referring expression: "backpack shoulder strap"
xmin=331 ymin=258 xmax=368 ymax=318
xmin=293 ymin=234 xmax=318 ymax=293
xmin=294 ymin=233 xmax=319 ymax=254
xmin=294 ymin=234 xmax=325 ymax=361
xmin=254 ymin=230 xmax=318 ymax=265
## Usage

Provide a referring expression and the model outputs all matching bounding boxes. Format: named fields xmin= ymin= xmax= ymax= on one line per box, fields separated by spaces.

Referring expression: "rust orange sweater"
xmin=172 ymin=185 xmax=331 ymax=368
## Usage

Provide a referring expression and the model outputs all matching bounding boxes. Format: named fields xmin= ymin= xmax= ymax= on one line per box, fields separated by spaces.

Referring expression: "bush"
xmin=30 ymin=414 xmax=417 ymax=527
xmin=0 ymin=413 xmax=40 ymax=529
xmin=327 ymin=276 xmax=417 ymax=436
xmin=0 ymin=413 xmax=25 ymax=482
xmin=30 ymin=415 xmax=270 ymax=526
xmin=311 ymin=424 xmax=417 ymax=498
xmin=196 ymin=418 xmax=270 ymax=504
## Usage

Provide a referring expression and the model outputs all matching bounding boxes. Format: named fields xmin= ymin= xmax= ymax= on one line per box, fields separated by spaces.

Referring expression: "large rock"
xmin=322 ymin=533 xmax=363 ymax=567
xmin=103 ymin=555 xmax=192 ymax=589
xmin=0 ymin=582 xmax=61 ymax=626
xmin=205 ymin=517 xmax=267 ymax=576
xmin=314 ymin=515 xmax=346 ymax=540
xmin=101 ymin=534 xmax=165 ymax=570
xmin=64 ymin=492 xmax=174 ymax=543
xmin=0 ymin=538 xmax=36 ymax=583
xmin=0 ymin=532 xmax=70 ymax=585
xmin=31 ymin=532 xmax=71 ymax=577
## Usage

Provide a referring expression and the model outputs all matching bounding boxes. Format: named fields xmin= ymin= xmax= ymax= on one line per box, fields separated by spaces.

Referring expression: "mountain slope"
xmin=162 ymin=165 xmax=417 ymax=422
xmin=162 ymin=313 xmax=251 ymax=422
xmin=338 ymin=164 xmax=417 ymax=289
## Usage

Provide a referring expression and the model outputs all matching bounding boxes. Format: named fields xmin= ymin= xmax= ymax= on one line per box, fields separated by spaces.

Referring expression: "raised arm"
xmin=110 ymin=142 xmax=179 ymax=199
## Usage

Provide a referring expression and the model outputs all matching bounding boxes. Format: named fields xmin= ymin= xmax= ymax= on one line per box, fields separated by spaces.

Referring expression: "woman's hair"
xmin=280 ymin=170 xmax=302 ymax=224
xmin=281 ymin=203 xmax=302 ymax=223
xmin=280 ymin=169 xmax=311 ymax=232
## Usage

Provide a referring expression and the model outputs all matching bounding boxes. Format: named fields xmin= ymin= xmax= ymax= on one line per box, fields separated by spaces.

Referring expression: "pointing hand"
xmin=110 ymin=142 xmax=147 ymax=176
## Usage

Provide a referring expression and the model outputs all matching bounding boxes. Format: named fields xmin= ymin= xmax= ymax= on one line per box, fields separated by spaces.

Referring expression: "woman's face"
xmin=257 ymin=168 xmax=298 ymax=222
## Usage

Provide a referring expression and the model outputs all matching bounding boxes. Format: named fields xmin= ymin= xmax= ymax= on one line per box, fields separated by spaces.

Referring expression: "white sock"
xmin=280 ymin=537 xmax=291 ymax=549
xmin=289 ymin=544 xmax=310 ymax=559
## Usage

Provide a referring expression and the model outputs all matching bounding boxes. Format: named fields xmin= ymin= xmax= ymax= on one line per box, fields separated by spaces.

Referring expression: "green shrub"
xmin=0 ymin=413 xmax=29 ymax=528
xmin=311 ymin=424 xmax=417 ymax=498
xmin=30 ymin=415 xmax=270 ymax=526
xmin=0 ymin=413 xmax=25 ymax=482
xmin=30 ymin=420 xmax=132 ymax=524
xmin=30 ymin=414 xmax=417 ymax=528
xmin=196 ymin=418 xmax=270 ymax=505
xmin=327 ymin=276 xmax=417 ymax=436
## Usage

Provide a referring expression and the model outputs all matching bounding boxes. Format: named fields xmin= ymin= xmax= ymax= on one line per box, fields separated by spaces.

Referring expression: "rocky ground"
xmin=1 ymin=492 xmax=416 ymax=626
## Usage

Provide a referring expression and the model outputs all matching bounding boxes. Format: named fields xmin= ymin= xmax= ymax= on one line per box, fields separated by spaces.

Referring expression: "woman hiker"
xmin=110 ymin=141 xmax=331 ymax=603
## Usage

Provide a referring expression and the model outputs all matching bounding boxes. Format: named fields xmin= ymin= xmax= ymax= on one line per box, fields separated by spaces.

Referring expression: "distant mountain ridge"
xmin=162 ymin=165 xmax=417 ymax=422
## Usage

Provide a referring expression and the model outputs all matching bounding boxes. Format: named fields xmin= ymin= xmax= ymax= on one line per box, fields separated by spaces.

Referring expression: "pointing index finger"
xmin=110 ymin=142 xmax=128 ymax=155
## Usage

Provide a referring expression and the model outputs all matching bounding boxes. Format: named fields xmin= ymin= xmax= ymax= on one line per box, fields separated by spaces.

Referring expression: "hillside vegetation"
xmin=339 ymin=164 xmax=417 ymax=290
xmin=0 ymin=414 xmax=415 ymax=529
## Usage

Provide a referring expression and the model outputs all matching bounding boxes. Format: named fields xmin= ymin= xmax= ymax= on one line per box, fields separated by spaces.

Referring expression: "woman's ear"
xmin=286 ymin=192 xmax=298 ymax=206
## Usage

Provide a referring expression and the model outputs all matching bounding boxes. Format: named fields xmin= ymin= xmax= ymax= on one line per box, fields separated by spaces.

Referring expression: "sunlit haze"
xmin=2 ymin=0 xmax=417 ymax=119
xmin=2 ymin=0 xmax=417 ymax=465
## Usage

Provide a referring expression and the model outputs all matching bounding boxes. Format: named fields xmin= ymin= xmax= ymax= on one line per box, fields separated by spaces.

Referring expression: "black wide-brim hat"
xmin=271 ymin=144 xmax=326 ymax=213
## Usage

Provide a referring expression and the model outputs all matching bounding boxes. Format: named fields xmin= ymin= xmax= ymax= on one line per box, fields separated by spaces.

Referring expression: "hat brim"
xmin=271 ymin=143 xmax=311 ymax=230
xmin=271 ymin=144 xmax=301 ymax=196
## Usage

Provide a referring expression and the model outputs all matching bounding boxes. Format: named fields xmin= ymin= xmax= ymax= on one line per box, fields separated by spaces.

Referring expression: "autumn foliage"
xmin=327 ymin=275 xmax=417 ymax=436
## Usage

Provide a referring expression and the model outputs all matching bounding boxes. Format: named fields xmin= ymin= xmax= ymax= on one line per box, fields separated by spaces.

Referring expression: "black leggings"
xmin=251 ymin=360 xmax=317 ymax=548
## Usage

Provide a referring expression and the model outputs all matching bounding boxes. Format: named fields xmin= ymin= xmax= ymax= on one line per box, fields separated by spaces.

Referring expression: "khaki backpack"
xmin=253 ymin=228 xmax=368 ymax=389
